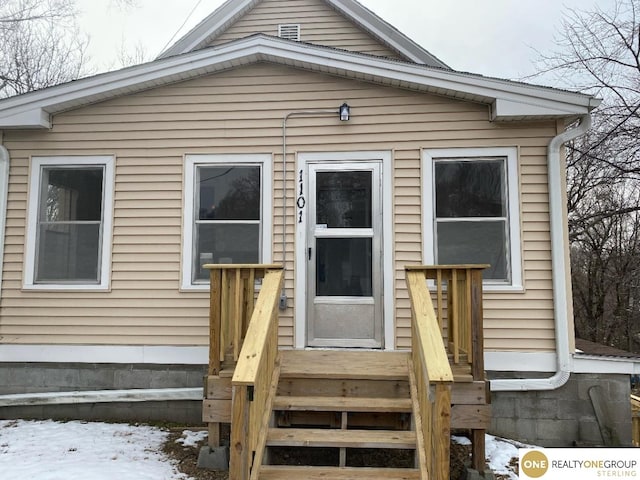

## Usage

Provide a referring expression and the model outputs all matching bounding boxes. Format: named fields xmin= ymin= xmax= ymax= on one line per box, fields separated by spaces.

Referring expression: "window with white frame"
xmin=182 ymin=155 xmax=273 ymax=289
xmin=25 ymin=156 xmax=114 ymax=289
xmin=423 ymin=148 xmax=522 ymax=289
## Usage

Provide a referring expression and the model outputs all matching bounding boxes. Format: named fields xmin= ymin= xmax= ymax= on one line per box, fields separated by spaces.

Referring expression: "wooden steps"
xmin=259 ymin=466 xmax=421 ymax=479
xmin=272 ymin=395 xmax=412 ymax=413
xmin=267 ymin=428 xmax=417 ymax=449
xmin=254 ymin=350 xmax=419 ymax=479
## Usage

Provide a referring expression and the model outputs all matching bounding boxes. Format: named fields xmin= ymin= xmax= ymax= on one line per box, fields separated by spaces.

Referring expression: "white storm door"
xmin=306 ymin=162 xmax=383 ymax=348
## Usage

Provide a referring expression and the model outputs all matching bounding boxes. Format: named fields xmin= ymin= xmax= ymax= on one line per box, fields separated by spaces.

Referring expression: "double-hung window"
xmin=423 ymin=147 xmax=522 ymax=290
xmin=182 ymin=155 xmax=273 ymax=289
xmin=25 ymin=156 xmax=114 ymax=289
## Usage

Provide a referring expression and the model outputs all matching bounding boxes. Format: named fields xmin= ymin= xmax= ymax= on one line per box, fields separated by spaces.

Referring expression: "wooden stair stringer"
xmin=248 ymin=360 xmax=281 ymax=480
xmin=407 ymin=358 xmax=429 ymax=480
xmin=256 ymin=350 xmax=426 ymax=479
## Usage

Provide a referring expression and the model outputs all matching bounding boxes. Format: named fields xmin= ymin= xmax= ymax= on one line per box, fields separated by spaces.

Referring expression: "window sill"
xmin=22 ymin=284 xmax=111 ymax=292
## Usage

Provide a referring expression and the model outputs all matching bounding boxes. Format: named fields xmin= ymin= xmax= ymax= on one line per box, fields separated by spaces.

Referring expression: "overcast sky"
xmin=78 ymin=0 xmax=617 ymax=84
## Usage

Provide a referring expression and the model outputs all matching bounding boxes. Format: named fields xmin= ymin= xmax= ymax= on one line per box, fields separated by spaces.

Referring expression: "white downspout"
xmin=491 ymin=114 xmax=592 ymax=391
xmin=0 ymin=142 xmax=9 ymax=300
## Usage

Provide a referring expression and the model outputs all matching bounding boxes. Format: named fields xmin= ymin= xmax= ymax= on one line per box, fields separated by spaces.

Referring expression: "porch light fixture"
xmin=339 ymin=103 xmax=350 ymax=121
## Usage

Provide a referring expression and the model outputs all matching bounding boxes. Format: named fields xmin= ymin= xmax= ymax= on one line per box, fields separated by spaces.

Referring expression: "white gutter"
xmin=0 ymin=387 xmax=203 ymax=407
xmin=491 ymin=114 xmax=592 ymax=391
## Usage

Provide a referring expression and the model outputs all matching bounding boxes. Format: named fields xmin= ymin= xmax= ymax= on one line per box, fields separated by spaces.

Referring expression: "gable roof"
xmin=157 ymin=0 xmax=449 ymax=68
xmin=0 ymin=35 xmax=599 ymax=129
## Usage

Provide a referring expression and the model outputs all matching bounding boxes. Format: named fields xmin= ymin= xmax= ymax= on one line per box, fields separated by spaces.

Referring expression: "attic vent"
xmin=278 ymin=24 xmax=301 ymax=41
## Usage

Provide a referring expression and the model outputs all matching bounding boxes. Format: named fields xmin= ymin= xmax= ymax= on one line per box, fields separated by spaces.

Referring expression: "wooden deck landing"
xmin=281 ymin=349 xmax=475 ymax=383
xmin=280 ymin=350 xmax=410 ymax=380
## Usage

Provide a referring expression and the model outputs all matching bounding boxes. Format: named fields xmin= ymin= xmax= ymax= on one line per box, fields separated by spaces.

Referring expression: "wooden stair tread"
xmin=273 ymin=395 xmax=412 ymax=413
xmin=259 ymin=466 xmax=420 ymax=479
xmin=451 ymin=363 xmax=474 ymax=383
xmin=280 ymin=350 xmax=410 ymax=380
xmin=267 ymin=428 xmax=416 ymax=449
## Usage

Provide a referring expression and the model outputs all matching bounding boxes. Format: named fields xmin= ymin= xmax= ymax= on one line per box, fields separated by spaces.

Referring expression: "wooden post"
xmin=433 ymin=383 xmax=451 ymax=480
xmin=209 ymin=269 xmax=222 ymax=376
xmin=472 ymin=429 xmax=486 ymax=473
xmin=470 ymin=267 xmax=487 ymax=473
xmin=470 ymin=268 xmax=485 ymax=379
xmin=230 ymin=385 xmax=251 ymax=480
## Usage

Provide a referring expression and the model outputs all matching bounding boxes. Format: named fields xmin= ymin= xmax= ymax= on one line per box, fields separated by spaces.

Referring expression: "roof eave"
xmin=0 ymin=36 xmax=599 ymax=129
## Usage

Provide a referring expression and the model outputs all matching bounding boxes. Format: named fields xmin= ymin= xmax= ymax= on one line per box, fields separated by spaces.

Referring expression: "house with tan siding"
xmin=0 ymin=0 xmax=636 ymax=451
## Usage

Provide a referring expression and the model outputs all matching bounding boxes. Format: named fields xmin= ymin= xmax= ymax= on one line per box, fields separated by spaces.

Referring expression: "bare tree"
xmin=0 ymin=0 xmax=89 ymax=97
xmin=533 ymin=0 xmax=640 ymax=351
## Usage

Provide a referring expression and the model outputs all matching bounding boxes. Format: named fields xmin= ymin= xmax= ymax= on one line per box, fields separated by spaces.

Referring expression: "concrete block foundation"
xmin=0 ymin=362 xmax=207 ymax=424
xmin=488 ymin=372 xmax=632 ymax=447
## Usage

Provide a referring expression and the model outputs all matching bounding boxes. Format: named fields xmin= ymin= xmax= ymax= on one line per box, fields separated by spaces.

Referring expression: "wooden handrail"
xmin=229 ymin=269 xmax=284 ymax=480
xmin=406 ymin=269 xmax=453 ymax=480
xmin=205 ymin=264 xmax=282 ymax=376
xmin=406 ymin=265 xmax=487 ymax=380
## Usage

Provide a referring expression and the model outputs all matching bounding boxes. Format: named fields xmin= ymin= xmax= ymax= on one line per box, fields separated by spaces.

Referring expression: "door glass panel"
xmin=316 ymin=238 xmax=372 ymax=296
xmin=316 ymin=171 xmax=372 ymax=228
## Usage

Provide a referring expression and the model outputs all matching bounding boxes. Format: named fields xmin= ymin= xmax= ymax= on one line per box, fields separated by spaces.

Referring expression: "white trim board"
xmin=0 ymin=345 xmax=209 ymax=365
xmin=573 ymin=355 xmax=640 ymax=375
xmin=294 ymin=150 xmax=394 ymax=350
xmin=484 ymin=352 xmax=557 ymax=372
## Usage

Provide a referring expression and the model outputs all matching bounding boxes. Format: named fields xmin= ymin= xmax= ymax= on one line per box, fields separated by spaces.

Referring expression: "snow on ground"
xmin=176 ymin=430 xmax=208 ymax=448
xmin=0 ymin=419 xmax=187 ymax=480
xmin=454 ymin=433 xmax=531 ymax=479
xmin=1 ymin=419 xmax=528 ymax=479
xmin=486 ymin=434 xmax=521 ymax=479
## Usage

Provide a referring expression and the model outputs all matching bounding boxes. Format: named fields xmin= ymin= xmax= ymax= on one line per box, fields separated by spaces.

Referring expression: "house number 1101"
xmin=297 ymin=169 xmax=305 ymax=223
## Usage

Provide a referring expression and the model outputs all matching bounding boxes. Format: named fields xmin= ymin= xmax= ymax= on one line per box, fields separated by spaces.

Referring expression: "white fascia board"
xmin=327 ymin=0 xmax=448 ymax=68
xmin=156 ymin=0 xmax=447 ymax=68
xmin=264 ymin=41 xmax=595 ymax=116
xmin=0 ymin=36 xmax=597 ymax=129
xmin=157 ymin=0 xmax=258 ymax=59
xmin=0 ymin=108 xmax=51 ymax=129
xmin=573 ymin=355 xmax=640 ymax=375
xmin=491 ymin=98 xmax=595 ymax=121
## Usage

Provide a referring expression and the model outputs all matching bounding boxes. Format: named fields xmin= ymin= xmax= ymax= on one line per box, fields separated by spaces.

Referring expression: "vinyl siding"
xmin=1 ymin=63 xmax=558 ymax=352
xmin=209 ymin=0 xmax=403 ymax=59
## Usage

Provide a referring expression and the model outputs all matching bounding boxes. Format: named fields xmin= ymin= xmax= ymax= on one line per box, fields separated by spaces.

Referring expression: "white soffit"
xmin=0 ymin=35 xmax=599 ymax=129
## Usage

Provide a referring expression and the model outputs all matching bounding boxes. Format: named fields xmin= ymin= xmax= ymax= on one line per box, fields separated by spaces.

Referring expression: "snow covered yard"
xmin=0 ymin=419 xmax=522 ymax=479
xmin=0 ymin=419 xmax=197 ymax=480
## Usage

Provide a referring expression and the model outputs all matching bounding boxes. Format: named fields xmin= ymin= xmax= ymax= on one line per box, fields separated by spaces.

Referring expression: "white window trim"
xmin=422 ymin=147 xmax=523 ymax=291
xmin=182 ymin=154 xmax=273 ymax=291
xmin=24 ymin=156 xmax=115 ymax=291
